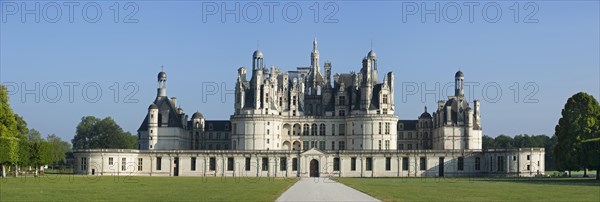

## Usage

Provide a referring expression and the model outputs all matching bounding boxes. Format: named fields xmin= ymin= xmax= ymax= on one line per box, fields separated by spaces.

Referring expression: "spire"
xmin=313 ymin=37 xmax=318 ymax=53
xmin=424 ymin=106 xmax=428 ymax=113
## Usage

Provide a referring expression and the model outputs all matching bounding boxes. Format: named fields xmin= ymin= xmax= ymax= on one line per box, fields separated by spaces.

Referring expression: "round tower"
xmin=157 ymin=71 xmax=167 ymax=97
xmin=148 ymin=103 xmax=159 ymax=150
xmin=455 ymin=70 xmax=464 ymax=97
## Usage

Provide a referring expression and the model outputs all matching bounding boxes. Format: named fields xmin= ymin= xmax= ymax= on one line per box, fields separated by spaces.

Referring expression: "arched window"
xmin=319 ymin=124 xmax=326 ymax=136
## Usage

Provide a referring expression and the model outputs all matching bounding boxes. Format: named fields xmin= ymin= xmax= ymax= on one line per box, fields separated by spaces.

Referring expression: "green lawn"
xmin=336 ymin=178 xmax=600 ymax=202
xmin=0 ymin=175 xmax=298 ymax=201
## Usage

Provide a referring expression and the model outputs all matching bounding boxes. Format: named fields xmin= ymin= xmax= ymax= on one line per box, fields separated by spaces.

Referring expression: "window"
xmin=385 ymin=123 xmax=390 ymax=134
xmin=339 ymin=96 xmax=346 ymax=105
xmin=227 ymin=157 xmax=234 ymax=171
xmin=209 ymin=157 xmax=216 ymax=171
xmin=383 ymin=108 xmax=388 ymax=114
xmin=339 ymin=141 xmax=345 ymax=150
xmin=402 ymin=157 xmax=409 ymax=171
xmin=293 ymin=96 xmax=297 ymax=106
xmin=419 ymin=157 xmax=426 ymax=171
xmin=292 ymin=158 xmax=298 ymax=171
xmin=245 ymin=157 xmax=251 ymax=171
xmin=156 ymin=157 xmax=162 ymax=170
xmin=527 ymin=164 xmax=531 ymax=170
xmin=513 ymin=156 xmax=517 ymax=161
xmin=408 ymin=144 xmax=413 ymax=150
xmin=383 ymin=94 xmax=388 ymax=104
xmin=366 ymin=157 xmax=373 ymax=171
xmin=108 ymin=157 xmax=114 ymax=166
xmin=121 ymin=158 xmax=127 ymax=171
xmin=333 ymin=158 xmax=340 ymax=171
xmin=332 ymin=124 xmax=336 ymax=136
xmin=458 ymin=157 xmax=464 ymax=171
xmin=319 ymin=124 xmax=326 ymax=136
xmin=80 ymin=157 xmax=88 ymax=172
xmin=339 ymin=124 xmax=345 ymax=136
xmin=498 ymin=156 xmax=505 ymax=172
xmin=280 ymin=157 xmax=287 ymax=171
xmin=262 ymin=157 xmax=269 ymax=171
xmin=475 ymin=157 xmax=481 ymax=171
xmin=399 ymin=144 xmax=404 ymax=150
xmin=303 ymin=124 xmax=309 ymax=136
xmin=311 ymin=124 xmax=317 ymax=136
xmin=399 ymin=132 xmax=404 ymax=139
xmin=385 ymin=140 xmax=390 ymax=150
xmin=303 ymin=141 xmax=309 ymax=150
xmin=137 ymin=158 xmax=143 ymax=171
xmin=378 ymin=140 xmax=382 ymax=150
xmin=267 ymin=139 xmax=270 ymax=144
xmin=191 ymin=157 xmax=197 ymax=171
xmin=331 ymin=141 xmax=335 ymax=150
xmin=319 ymin=141 xmax=325 ymax=150
xmin=527 ymin=155 xmax=530 ymax=160
xmin=339 ymin=110 xmax=346 ymax=116
xmin=351 ymin=157 xmax=357 ymax=171
xmin=409 ymin=132 xmax=413 ymax=139
xmin=385 ymin=157 xmax=391 ymax=171
xmin=378 ymin=122 xmax=382 ymax=134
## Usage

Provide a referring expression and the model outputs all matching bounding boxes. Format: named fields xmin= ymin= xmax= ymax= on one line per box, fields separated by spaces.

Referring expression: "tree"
xmin=545 ymin=135 xmax=558 ymax=171
xmin=28 ymin=140 xmax=55 ymax=175
xmin=46 ymin=134 xmax=72 ymax=164
xmin=494 ymin=135 xmax=514 ymax=149
xmin=554 ymin=92 xmax=600 ymax=179
xmin=0 ymin=85 xmax=23 ymax=177
xmin=27 ymin=129 xmax=43 ymax=142
xmin=482 ymin=135 xmax=496 ymax=150
xmin=72 ymin=116 xmax=137 ymax=150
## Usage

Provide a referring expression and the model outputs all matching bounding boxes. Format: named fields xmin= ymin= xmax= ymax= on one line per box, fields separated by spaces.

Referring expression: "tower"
xmin=367 ymin=49 xmax=378 ymax=84
xmin=157 ymin=71 xmax=167 ymax=98
xmin=455 ymin=70 xmax=464 ymax=97
xmin=147 ymin=103 xmax=159 ymax=150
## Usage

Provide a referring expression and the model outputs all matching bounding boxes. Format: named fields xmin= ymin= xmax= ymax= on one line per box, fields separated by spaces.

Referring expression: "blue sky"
xmin=1 ymin=1 xmax=598 ymax=141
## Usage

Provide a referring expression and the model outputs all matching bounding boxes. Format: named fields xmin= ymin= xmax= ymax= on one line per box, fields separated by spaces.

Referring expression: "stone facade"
xmin=74 ymin=148 xmax=545 ymax=177
xmin=74 ymin=39 xmax=545 ymax=177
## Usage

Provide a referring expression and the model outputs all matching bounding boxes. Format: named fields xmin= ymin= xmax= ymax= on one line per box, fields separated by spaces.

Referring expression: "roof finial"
xmin=257 ymin=40 xmax=260 ymax=50
xmin=371 ymin=39 xmax=373 ymax=51
xmin=161 ymin=65 xmax=164 ymax=71
xmin=424 ymin=106 xmax=427 ymax=112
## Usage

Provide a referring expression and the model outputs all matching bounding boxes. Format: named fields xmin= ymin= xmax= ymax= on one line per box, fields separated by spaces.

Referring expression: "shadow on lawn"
xmin=476 ymin=177 xmax=600 ymax=187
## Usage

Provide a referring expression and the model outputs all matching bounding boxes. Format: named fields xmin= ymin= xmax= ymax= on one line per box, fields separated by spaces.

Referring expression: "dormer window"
xmin=339 ymin=96 xmax=346 ymax=105
xmin=383 ymin=94 xmax=388 ymax=104
xmin=209 ymin=124 xmax=214 ymax=130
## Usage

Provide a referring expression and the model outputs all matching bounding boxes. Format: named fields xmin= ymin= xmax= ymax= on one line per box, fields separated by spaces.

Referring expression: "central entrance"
xmin=310 ymin=159 xmax=319 ymax=177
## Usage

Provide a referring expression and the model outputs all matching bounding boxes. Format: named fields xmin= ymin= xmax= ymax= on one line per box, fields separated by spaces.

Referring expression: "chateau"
xmin=74 ymin=39 xmax=544 ymax=178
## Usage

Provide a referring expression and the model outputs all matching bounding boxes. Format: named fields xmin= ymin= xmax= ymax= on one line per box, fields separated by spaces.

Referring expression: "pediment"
xmin=301 ymin=148 xmax=325 ymax=155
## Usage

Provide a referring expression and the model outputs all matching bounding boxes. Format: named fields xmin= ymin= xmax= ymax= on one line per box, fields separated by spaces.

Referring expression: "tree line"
xmin=0 ymin=86 xmax=71 ymax=177
xmin=0 ymin=85 xmax=136 ymax=178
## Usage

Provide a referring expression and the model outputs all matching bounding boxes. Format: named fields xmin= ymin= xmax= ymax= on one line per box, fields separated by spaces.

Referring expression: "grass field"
xmin=336 ymin=177 xmax=600 ymax=202
xmin=0 ymin=175 xmax=298 ymax=201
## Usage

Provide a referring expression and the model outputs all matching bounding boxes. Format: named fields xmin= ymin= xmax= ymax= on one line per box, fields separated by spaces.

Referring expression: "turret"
xmin=157 ymin=71 xmax=167 ymax=98
xmin=455 ymin=70 xmax=464 ymax=97
xmin=324 ymin=61 xmax=332 ymax=88
xmin=148 ymin=103 xmax=159 ymax=150
xmin=367 ymin=50 xmax=378 ymax=84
